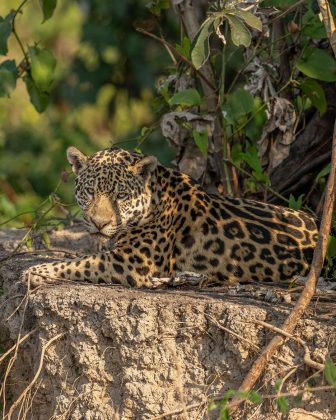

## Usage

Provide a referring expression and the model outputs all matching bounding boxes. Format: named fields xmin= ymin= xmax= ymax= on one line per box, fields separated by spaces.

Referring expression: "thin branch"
xmin=135 ymin=27 xmax=216 ymax=91
xmin=268 ymin=0 xmax=306 ymax=26
xmin=254 ymin=319 xmax=324 ymax=370
xmin=262 ymin=385 xmax=336 ymax=399
xmin=206 ymin=314 xmax=294 ymax=367
xmin=151 ymin=398 xmax=207 ymax=420
xmin=225 ymin=159 xmax=289 ymax=204
xmin=0 ymin=329 xmax=37 ymax=365
xmin=11 ymin=0 xmax=30 ymax=64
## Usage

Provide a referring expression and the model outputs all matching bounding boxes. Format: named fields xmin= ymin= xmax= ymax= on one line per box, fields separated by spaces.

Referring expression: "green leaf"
xmin=169 ymin=88 xmax=201 ymax=107
xmin=240 ymin=143 xmax=271 ymax=186
xmin=324 ymin=358 xmax=336 ymax=387
xmin=235 ymin=10 xmax=262 ymax=32
xmin=241 ymin=144 xmax=262 ymax=173
xmin=28 ymin=46 xmax=56 ymax=91
xmin=302 ymin=9 xmax=326 ymax=39
xmin=231 ymin=143 xmax=243 ymax=165
xmin=326 ymin=236 xmax=336 ymax=266
xmin=253 ymin=170 xmax=270 ymax=185
xmin=208 ymin=399 xmax=218 ymax=411
xmin=247 ymin=390 xmax=263 ymax=404
xmin=288 ymin=193 xmax=304 ymax=210
xmin=191 ymin=17 xmax=215 ymax=69
xmin=0 ymin=60 xmax=17 ymax=97
xmin=276 ymin=396 xmax=289 ymax=414
xmin=219 ymin=407 xmax=231 ymax=420
xmin=316 ymin=163 xmax=331 ymax=182
xmin=141 ymin=126 xmax=149 ymax=136
xmin=299 ymin=78 xmax=327 ymax=115
xmin=175 ymin=36 xmax=191 ymax=59
xmin=192 ymin=129 xmax=208 ymax=156
xmin=40 ymin=0 xmax=57 ymax=22
xmin=42 ymin=232 xmax=51 ymax=247
xmin=297 ymin=48 xmax=336 ymax=82
xmin=146 ymin=0 xmax=169 ymax=15
xmin=229 ymin=88 xmax=255 ymax=118
xmin=226 ymin=14 xmax=251 ymax=47
xmin=23 ymin=75 xmax=50 ymax=113
xmin=25 ymin=236 xmax=32 ymax=249
xmin=220 ymin=389 xmax=237 ymax=404
xmin=0 ymin=11 xmax=15 ymax=55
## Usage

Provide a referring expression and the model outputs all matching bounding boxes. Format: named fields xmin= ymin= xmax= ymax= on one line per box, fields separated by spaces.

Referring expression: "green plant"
xmin=209 ymin=359 xmax=336 ymax=419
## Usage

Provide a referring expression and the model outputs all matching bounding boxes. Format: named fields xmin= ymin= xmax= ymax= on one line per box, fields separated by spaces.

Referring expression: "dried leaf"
xmin=161 ymin=111 xmax=214 ymax=180
xmin=258 ymin=97 xmax=296 ymax=172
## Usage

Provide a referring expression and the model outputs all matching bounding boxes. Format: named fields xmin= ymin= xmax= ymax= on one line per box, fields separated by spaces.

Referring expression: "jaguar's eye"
xmin=117 ymin=192 xmax=129 ymax=201
xmin=86 ymin=187 xmax=94 ymax=197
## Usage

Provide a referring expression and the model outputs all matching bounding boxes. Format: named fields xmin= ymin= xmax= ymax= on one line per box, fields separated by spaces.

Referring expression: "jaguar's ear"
xmin=66 ymin=147 xmax=87 ymax=174
xmin=131 ymin=156 xmax=158 ymax=178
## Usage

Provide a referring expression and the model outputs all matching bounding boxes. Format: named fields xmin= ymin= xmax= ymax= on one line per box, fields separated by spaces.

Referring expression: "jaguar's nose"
xmin=90 ymin=216 xmax=110 ymax=230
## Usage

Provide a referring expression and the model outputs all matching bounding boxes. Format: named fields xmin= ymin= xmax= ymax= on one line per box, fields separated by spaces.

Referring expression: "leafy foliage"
xmin=297 ymin=47 xmax=336 ymax=82
xmin=0 ymin=11 xmax=14 ymax=55
xmin=299 ymin=78 xmax=327 ymax=115
xmin=0 ymin=60 xmax=17 ymax=97
xmin=40 ymin=0 xmax=58 ymax=22
xmin=325 ymin=358 xmax=336 ymax=387
xmin=191 ymin=2 xmax=262 ymax=69
xmin=192 ymin=129 xmax=208 ymax=156
xmin=168 ymin=88 xmax=202 ymax=107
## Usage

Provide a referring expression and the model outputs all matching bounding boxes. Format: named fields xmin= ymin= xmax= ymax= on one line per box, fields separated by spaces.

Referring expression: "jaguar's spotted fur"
xmin=26 ymin=147 xmax=318 ymax=288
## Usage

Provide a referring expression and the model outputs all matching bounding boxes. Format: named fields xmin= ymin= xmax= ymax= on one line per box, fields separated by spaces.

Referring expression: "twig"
xmin=11 ymin=0 xmax=30 ymax=64
xmin=0 ymin=329 xmax=37 ymax=365
xmin=268 ymin=0 xmax=306 ymax=26
xmin=206 ymin=315 xmax=296 ymax=367
xmin=254 ymin=320 xmax=324 ymax=370
xmin=226 ymin=6 xmax=336 ymax=409
xmin=1 ymin=248 xmax=79 ymax=260
xmin=151 ymin=398 xmax=207 ymax=420
xmin=5 ymin=332 xmax=64 ymax=419
xmin=207 ymin=314 xmax=260 ymax=351
xmin=262 ymin=384 xmax=335 ymax=399
xmin=225 ymin=159 xmax=289 ymax=204
xmin=135 ymin=27 xmax=216 ymax=91
xmin=5 ymin=292 xmax=31 ymax=322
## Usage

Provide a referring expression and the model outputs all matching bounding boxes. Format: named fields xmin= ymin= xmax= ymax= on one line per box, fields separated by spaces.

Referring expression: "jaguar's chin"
xmin=100 ymin=225 xmax=125 ymax=238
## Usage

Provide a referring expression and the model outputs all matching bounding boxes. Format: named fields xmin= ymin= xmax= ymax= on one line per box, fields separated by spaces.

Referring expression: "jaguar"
xmin=26 ymin=146 xmax=318 ymax=288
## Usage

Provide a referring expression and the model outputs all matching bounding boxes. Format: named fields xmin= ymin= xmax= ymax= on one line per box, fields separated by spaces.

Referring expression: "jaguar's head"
xmin=67 ymin=146 xmax=159 ymax=237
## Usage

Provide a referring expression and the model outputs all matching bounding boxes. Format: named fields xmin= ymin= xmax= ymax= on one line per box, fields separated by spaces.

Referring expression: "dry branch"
xmin=0 ymin=329 xmax=37 ymax=365
xmin=254 ymin=320 xmax=324 ymax=370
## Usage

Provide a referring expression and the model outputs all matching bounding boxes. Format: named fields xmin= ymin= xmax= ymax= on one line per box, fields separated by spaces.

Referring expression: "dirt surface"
xmin=0 ymin=227 xmax=335 ymax=419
